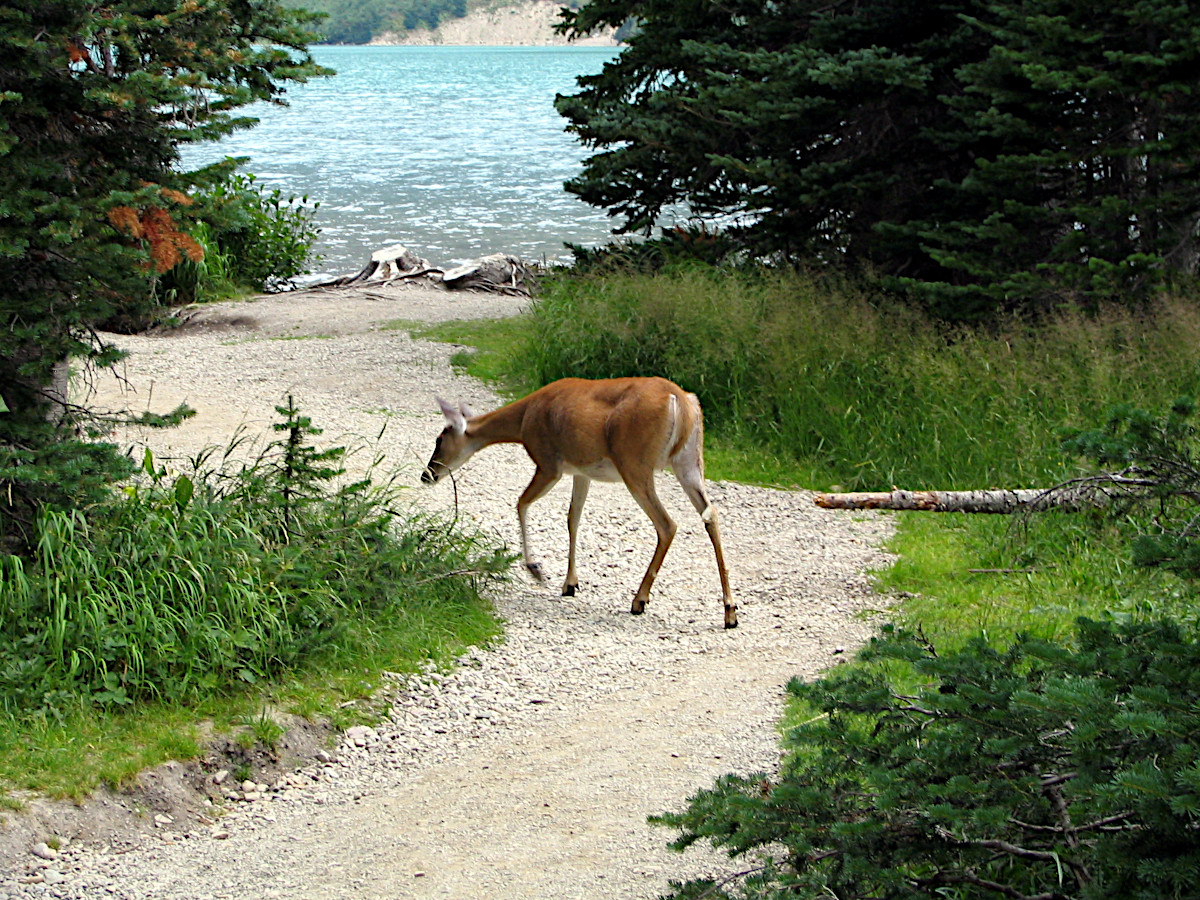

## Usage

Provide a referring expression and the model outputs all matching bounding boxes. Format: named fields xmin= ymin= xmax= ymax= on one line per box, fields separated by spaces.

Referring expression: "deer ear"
xmin=459 ymin=401 xmax=477 ymax=420
xmin=437 ymin=397 xmax=467 ymax=435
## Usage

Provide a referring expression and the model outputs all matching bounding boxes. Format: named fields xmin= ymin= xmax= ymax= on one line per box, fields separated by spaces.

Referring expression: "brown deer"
xmin=422 ymin=377 xmax=736 ymax=628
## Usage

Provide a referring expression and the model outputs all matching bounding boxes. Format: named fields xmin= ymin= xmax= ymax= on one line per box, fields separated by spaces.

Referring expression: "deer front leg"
xmin=562 ymin=475 xmax=590 ymax=597
xmin=516 ymin=466 xmax=560 ymax=583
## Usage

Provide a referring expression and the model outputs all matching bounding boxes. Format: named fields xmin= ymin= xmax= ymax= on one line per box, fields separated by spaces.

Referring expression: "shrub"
xmin=161 ymin=166 xmax=321 ymax=303
xmin=653 ymin=618 xmax=1200 ymax=900
xmin=0 ymin=400 xmax=507 ymax=718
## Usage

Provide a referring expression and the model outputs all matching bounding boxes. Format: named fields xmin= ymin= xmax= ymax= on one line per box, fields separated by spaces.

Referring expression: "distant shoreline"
xmin=368 ymin=0 xmax=618 ymax=47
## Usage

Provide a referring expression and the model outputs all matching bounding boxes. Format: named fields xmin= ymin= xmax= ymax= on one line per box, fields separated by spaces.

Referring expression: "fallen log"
xmin=308 ymin=246 xmax=535 ymax=295
xmin=813 ymin=486 xmax=1110 ymax=514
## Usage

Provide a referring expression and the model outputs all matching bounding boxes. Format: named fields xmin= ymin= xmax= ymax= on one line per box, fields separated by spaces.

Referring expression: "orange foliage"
xmin=106 ymin=206 xmax=143 ymax=239
xmin=160 ymin=187 xmax=194 ymax=206
xmin=107 ymin=204 xmax=203 ymax=273
xmin=66 ymin=41 xmax=89 ymax=65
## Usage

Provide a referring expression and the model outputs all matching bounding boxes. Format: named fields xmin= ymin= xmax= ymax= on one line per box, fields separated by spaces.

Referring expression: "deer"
xmin=421 ymin=377 xmax=737 ymax=628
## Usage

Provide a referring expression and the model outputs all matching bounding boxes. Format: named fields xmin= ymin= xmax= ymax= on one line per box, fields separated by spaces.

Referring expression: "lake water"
xmin=180 ymin=45 xmax=621 ymax=280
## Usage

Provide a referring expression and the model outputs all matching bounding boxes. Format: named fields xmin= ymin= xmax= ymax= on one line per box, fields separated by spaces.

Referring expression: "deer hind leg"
xmin=516 ymin=466 xmax=560 ymax=583
xmin=622 ymin=468 xmax=677 ymax=615
xmin=562 ymin=475 xmax=590 ymax=597
xmin=672 ymin=446 xmax=737 ymax=629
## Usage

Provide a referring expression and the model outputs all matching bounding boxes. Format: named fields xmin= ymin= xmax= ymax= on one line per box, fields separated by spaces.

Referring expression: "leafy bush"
xmin=161 ymin=167 xmax=321 ymax=303
xmin=0 ymin=400 xmax=507 ymax=718
xmin=654 ymin=618 xmax=1200 ymax=900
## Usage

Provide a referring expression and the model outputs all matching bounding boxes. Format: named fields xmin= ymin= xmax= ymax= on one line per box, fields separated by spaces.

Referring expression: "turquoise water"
xmin=181 ymin=45 xmax=620 ymax=280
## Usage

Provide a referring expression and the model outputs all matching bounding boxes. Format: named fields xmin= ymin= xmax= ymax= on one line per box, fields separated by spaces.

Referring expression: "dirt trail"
xmin=2 ymin=284 xmax=892 ymax=899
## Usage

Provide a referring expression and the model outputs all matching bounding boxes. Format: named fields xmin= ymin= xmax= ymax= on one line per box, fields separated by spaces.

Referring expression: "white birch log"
xmin=813 ymin=487 xmax=1101 ymax=514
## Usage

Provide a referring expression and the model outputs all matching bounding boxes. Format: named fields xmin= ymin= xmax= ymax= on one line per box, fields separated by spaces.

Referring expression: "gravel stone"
xmin=2 ymin=283 xmax=893 ymax=899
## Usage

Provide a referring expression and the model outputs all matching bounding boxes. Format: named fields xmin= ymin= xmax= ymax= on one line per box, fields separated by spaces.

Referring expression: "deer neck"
xmin=466 ymin=396 xmax=529 ymax=449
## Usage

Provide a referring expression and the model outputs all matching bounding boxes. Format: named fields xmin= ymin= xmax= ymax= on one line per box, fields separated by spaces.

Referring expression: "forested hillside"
xmin=287 ymin=0 xmax=581 ymax=43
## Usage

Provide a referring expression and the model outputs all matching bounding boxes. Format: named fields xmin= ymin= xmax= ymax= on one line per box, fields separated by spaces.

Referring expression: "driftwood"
xmin=319 ymin=244 xmax=440 ymax=288
xmin=440 ymin=253 xmax=533 ymax=295
xmin=813 ymin=477 xmax=1152 ymax=514
xmin=310 ymin=246 xmax=534 ymax=296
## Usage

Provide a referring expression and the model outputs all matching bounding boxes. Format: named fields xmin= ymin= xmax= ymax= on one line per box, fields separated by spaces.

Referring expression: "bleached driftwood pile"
xmin=317 ymin=244 xmax=534 ymax=296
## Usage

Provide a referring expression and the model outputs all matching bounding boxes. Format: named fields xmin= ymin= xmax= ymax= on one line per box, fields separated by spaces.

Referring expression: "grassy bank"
xmin=520 ymin=267 xmax=1200 ymax=492
xmin=0 ymin=404 xmax=505 ymax=798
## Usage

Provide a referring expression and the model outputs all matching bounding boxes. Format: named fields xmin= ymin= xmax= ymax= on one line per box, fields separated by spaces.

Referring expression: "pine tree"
xmin=654 ymin=620 xmax=1200 ymax=900
xmin=0 ymin=0 xmax=329 ymax=550
xmin=558 ymin=0 xmax=992 ymax=268
xmin=556 ymin=0 xmax=1200 ymax=319
xmin=906 ymin=0 xmax=1200 ymax=316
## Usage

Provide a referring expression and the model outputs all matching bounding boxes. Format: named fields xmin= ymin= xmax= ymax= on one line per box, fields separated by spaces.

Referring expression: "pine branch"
xmin=913 ymin=869 xmax=1068 ymax=900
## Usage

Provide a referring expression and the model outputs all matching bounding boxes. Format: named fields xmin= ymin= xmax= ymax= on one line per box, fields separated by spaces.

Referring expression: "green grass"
xmin=0 ymin=406 xmax=507 ymax=798
xmin=517 ymin=268 xmax=1200 ymax=491
xmin=386 ymin=315 xmax=538 ymax=395
xmin=875 ymin=512 xmax=1192 ymax=648
xmin=407 ymin=272 xmax=1200 ymax=496
xmin=0 ymin=705 xmax=206 ymax=800
xmin=0 ymin=515 xmax=503 ymax=798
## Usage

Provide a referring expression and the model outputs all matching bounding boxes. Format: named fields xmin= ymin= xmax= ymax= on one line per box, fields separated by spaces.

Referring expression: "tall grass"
xmin=158 ymin=221 xmax=241 ymax=305
xmin=0 ymin=405 xmax=507 ymax=721
xmin=523 ymin=267 xmax=1200 ymax=490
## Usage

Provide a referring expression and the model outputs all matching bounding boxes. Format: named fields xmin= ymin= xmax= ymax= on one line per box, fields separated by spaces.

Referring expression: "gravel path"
xmin=3 ymin=284 xmax=892 ymax=899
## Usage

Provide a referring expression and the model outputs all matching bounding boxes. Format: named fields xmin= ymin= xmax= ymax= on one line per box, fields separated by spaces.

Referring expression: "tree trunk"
xmin=813 ymin=487 xmax=1104 ymax=514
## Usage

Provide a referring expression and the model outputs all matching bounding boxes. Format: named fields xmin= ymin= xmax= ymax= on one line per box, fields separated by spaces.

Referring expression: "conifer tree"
xmin=906 ymin=0 xmax=1200 ymax=316
xmin=557 ymin=0 xmax=1200 ymax=318
xmin=655 ymin=619 xmax=1200 ymax=900
xmin=0 ymin=0 xmax=328 ymax=549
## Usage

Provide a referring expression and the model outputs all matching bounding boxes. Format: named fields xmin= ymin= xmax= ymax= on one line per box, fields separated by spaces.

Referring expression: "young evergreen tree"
xmin=556 ymin=0 xmax=1200 ymax=318
xmin=0 ymin=0 xmax=328 ymax=550
xmin=654 ymin=620 xmax=1200 ymax=900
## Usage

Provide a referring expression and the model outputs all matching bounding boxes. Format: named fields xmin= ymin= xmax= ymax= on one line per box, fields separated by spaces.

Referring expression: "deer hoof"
xmin=724 ymin=606 xmax=739 ymax=629
xmin=526 ymin=562 xmax=546 ymax=583
xmin=630 ymin=599 xmax=646 ymax=615
xmin=562 ymin=584 xmax=577 ymax=597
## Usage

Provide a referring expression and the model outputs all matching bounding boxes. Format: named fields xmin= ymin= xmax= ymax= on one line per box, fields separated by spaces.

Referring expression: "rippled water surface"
xmin=182 ymin=45 xmax=620 ymax=279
